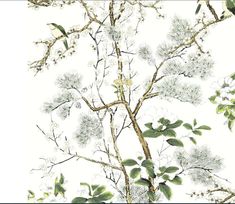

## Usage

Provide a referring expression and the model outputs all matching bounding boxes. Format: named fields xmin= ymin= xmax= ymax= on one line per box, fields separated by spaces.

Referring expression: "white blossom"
xmin=137 ymin=45 xmax=155 ymax=65
xmin=104 ymin=25 xmax=122 ymax=42
xmin=162 ymin=53 xmax=213 ymax=79
xmin=175 ymin=146 xmax=223 ymax=185
xmin=183 ymin=53 xmax=213 ymax=79
xmin=56 ymin=103 xmax=71 ymax=120
xmin=162 ymin=60 xmax=183 ymax=76
xmin=156 ymin=42 xmax=175 ymax=59
xmin=42 ymin=91 xmax=74 ymax=113
xmin=168 ymin=16 xmax=195 ymax=44
xmin=75 ymin=114 xmax=103 ymax=146
xmin=56 ymin=72 xmax=82 ymax=90
xmin=155 ymin=76 xmax=202 ymax=104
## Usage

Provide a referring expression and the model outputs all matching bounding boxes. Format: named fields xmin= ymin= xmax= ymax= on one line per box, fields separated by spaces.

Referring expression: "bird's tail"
xmin=63 ymin=39 xmax=69 ymax=50
xmin=195 ymin=3 xmax=202 ymax=14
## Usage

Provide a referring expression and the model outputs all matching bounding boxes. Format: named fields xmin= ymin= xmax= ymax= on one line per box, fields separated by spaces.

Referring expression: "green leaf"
xmin=43 ymin=192 xmax=49 ymax=198
xmin=183 ymin=123 xmax=193 ymax=130
xmin=192 ymin=130 xmax=202 ymax=136
xmin=27 ymin=190 xmax=35 ymax=199
xmin=143 ymin=129 xmax=162 ymax=138
xmin=130 ymin=168 xmax=141 ymax=179
xmin=87 ymin=197 xmax=100 ymax=203
xmin=170 ymin=176 xmax=182 ymax=185
xmin=147 ymin=191 xmax=157 ymax=202
xmin=59 ymin=173 xmax=65 ymax=184
xmin=216 ymin=104 xmax=226 ymax=114
xmin=193 ymin=119 xmax=197 ymax=126
xmin=226 ymin=0 xmax=235 ymax=9
xmin=122 ymin=159 xmax=138 ymax=166
xmin=197 ymin=125 xmax=211 ymax=130
xmin=159 ymin=182 xmax=172 ymax=200
xmin=145 ymin=123 xmax=153 ymax=129
xmin=159 ymin=166 xmax=167 ymax=172
xmin=228 ymin=120 xmax=234 ymax=131
xmin=166 ymin=138 xmax=184 ymax=147
xmin=189 ymin=137 xmax=197 ymax=145
xmin=167 ymin=120 xmax=183 ymax=129
xmin=162 ymin=129 xmax=176 ymax=137
xmin=165 ymin=166 xmax=179 ymax=173
xmin=162 ymin=174 xmax=170 ymax=180
xmin=54 ymin=183 xmax=66 ymax=197
xmin=146 ymin=167 xmax=156 ymax=178
xmin=141 ymin=159 xmax=154 ymax=168
xmin=96 ymin=192 xmax=113 ymax=201
xmin=80 ymin=183 xmax=91 ymax=196
xmin=135 ymin=178 xmax=151 ymax=187
xmin=137 ymin=156 xmax=143 ymax=161
xmin=209 ymin=95 xmax=217 ymax=104
xmin=72 ymin=197 xmax=88 ymax=203
xmin=156 ymin=125 xmax=164 ymax=131
xmin=37 ymin=198 xmax=44 ymax=203
xmin=159 ymin=117 xmax=171 ymax=125
xmin=93 ymin=185 xmax=106 ymax=196
xmin=231 ymin=73 xmax=235 ymax=80
xmin=91 ymin=185 xmax=99 ymax=191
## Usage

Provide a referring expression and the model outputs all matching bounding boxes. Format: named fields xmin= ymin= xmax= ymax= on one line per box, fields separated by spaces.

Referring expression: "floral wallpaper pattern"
xmin=27 ymin=0 xmax=235 ymax=203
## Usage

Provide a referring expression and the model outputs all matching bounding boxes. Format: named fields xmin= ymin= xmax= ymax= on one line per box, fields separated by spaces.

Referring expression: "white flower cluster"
xmin=162 ymin=53 xmax=214 ymax=79
xmin=155 ymin=76 xmax=202 ymax=104
xmin=156 ymin=42 xmax=175 ymax=59
xmin=56 ymin=103 xmax=72 ymax=120
xmin=175 ymin=146 xmax=223 ymax=185
xmin=137 ymin=45 xmax=155 ymax=65
xmin=157 ymin=17 xmax=195 ymax=59
xmin=184 ymin=53 xmax=213 ymax=79
xmin=213 ymin=76 xmax=235 ymax=105
xmin=168 ymin=16 xmax=195 ymax=45
xmin=104 ymin=25 xmax=122 ymax=42
xmin=75 ymin=114 xmax=103 ymax=146
xmin=162 ymin=60 xmax=183 ymax=76
xmin=43 ymin=91 xmax=74 ymax=113
xmin=56 ymin=72 xmax=82 ymax=90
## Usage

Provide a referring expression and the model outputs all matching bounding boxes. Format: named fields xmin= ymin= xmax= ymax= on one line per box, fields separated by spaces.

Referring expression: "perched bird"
xmin=221 ymin=0 xmax=235 ymax=19
xmin=47 ymin=23 xmax=69 ymax=50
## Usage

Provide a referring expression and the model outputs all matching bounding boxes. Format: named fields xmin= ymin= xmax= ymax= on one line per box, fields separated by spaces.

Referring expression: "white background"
xmin=0 ymin=1 xmax=235 ymax=202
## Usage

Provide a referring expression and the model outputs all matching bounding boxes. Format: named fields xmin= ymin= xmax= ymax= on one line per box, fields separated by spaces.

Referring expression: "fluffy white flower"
xmin=156 ymin=76 xmax=202 ymax=104
xmin=104 ymin=25 xmax=122 ymax=42
xmin=56 ymin=72 xmax=82 ymax=90
xmin=42 ymin=91 xmax=74 ymax=114
xmin=156 ymin=42 xmax=175 ymax=59
xmin=138 ymin=45 xmax=155 ymax=65
xmin=162 ymin=60 xmax=183 ymax=76
xmin=175 ymin=146 xmax=223 ymax=185
xmin=75 ymin=114 xmax=103 ymax=146
xmin=168 ymin=16 xmax=195 ymax=45
xmin=183 ymin=53 xmax=214 ymax=79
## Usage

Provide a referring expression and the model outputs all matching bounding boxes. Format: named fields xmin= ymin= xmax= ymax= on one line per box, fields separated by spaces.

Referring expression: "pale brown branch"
xmin=81 ymin=96 xmax=124 ymax=112
xmin=110 ymin=112 xmax=132 ymax=203
xmin=29 ymin=20 xmax=93 ymax=73
xmin=205 ymin=1 xmax=219 ymax=21
xmin=79 ymin=0 xmax=103 ymax=25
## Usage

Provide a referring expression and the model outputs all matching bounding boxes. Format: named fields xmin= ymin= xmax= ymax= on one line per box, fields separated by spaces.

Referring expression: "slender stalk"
xmin=110 ymin=113 xmax=132 ymax=203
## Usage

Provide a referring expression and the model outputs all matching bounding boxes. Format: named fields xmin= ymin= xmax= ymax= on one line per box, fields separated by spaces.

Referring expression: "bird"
xmin=47 ymin=23 xmax=69 ymax=50
xmin=221 ymin=0 xmax=235 ymax=19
